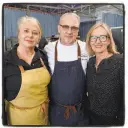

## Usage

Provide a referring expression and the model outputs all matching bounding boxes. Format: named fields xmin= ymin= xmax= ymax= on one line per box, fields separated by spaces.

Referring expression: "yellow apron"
xmin=6 ymin=59 xmax=51 ymax=125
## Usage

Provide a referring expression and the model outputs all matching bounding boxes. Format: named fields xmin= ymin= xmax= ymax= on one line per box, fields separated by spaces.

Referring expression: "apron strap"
xmin=52 ymin=100 xmax=82 ymax=120
xmin=55 ymin=40 xmax=81 ymax=61
xmin=64 ymin=105 xmax=77 ymax=120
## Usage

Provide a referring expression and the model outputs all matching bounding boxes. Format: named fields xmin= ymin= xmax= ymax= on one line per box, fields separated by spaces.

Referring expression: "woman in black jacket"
xmin=85 ymin=23 xmax=124 ymax=126
xmin=3 ymin=16 xmax=51 ymax=125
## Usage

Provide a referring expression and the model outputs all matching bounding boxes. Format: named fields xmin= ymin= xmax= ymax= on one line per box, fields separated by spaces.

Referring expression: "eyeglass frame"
xmin=59 ymin=24 xmax=79 ymax=32
xmin=89 ymin=35 xmax=110 ymax=44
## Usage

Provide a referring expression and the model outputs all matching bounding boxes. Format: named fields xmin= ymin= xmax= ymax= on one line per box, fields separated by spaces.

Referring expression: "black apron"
xmin=49 ymin=41 xmax=88 ymax=126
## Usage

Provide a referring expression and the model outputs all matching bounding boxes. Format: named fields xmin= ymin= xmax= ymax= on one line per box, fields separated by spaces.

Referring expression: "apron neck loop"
xmin=40 ymin=58 xmax=46 ymax=68
xmin=55 ymin=41 xmax=58 ymax=62
xmin=18 ymin=65 xmax=25 ymax=73
xmin=55 ymin=40 xmax=81 ymax=62
xmin=18 ymin=58 xmax=46 ymax=73
xmin=77 ymin=42 xmax=81 ymax=59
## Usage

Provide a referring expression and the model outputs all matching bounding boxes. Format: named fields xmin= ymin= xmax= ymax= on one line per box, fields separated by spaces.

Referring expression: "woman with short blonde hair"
xmin=17 ymin=16 xmax=42 ymax=39
xmin=4 ymin=16 xmax=51 ymax=125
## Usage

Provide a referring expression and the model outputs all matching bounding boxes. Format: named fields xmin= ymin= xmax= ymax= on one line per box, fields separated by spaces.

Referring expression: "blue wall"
xmin=79 ymin=21 xmax=96 ymax=41
xmin=102 ymin=12 xmax=123 ymax=27
xmin=4 ymin=8 xmax=60 ymax=40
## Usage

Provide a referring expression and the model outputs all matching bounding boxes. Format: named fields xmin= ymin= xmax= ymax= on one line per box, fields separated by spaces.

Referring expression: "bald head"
xmin=59 ymin=12 xmax=80 ymax=26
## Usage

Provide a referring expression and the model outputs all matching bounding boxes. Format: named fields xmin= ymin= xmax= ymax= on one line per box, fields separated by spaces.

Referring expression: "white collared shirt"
xmin=44 ymin=40 xmax=89 ymax=74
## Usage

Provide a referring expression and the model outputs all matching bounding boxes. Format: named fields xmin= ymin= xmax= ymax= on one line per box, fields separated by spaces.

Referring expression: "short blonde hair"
xmin=59 ymin=12 xmax=80 ymax=26
xmin=17 ymin=16 xmax=42 ymax=39
xmin=86 ymin=22 xmax=119 ymax=56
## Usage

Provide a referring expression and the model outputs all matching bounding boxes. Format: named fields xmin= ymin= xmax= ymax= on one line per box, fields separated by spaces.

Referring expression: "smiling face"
xmin=18 ymin=20 xmax=41 ymax=48
xmin=58 ymin=14 xmax=79 ymax=45
xmin=90 ymin=26 xmax=111 ymax=54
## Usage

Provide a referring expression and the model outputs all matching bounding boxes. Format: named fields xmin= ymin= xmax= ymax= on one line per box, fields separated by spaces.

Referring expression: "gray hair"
xmin=59 ymin=12 xmax=80 ymax=25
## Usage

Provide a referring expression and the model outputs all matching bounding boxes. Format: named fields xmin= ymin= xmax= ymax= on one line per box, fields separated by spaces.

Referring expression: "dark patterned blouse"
xmin=86 ymin=54 xmax=124 ymax=123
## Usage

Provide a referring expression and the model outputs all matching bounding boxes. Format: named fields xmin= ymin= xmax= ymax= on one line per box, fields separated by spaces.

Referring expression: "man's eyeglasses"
xmin=89 ymin=35 xmax=110 ymax=43
xmin=59 ymin=24 xmax=79 ymax=32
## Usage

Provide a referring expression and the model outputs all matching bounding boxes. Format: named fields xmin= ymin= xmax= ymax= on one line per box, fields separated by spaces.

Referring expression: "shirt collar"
xmin=90 ymin=54 xmax=115 ymax=70
xmin=5 ymin=44 xmax=42 ymax=66
xmin=58 ymin=39 xmax=78 ymax=45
